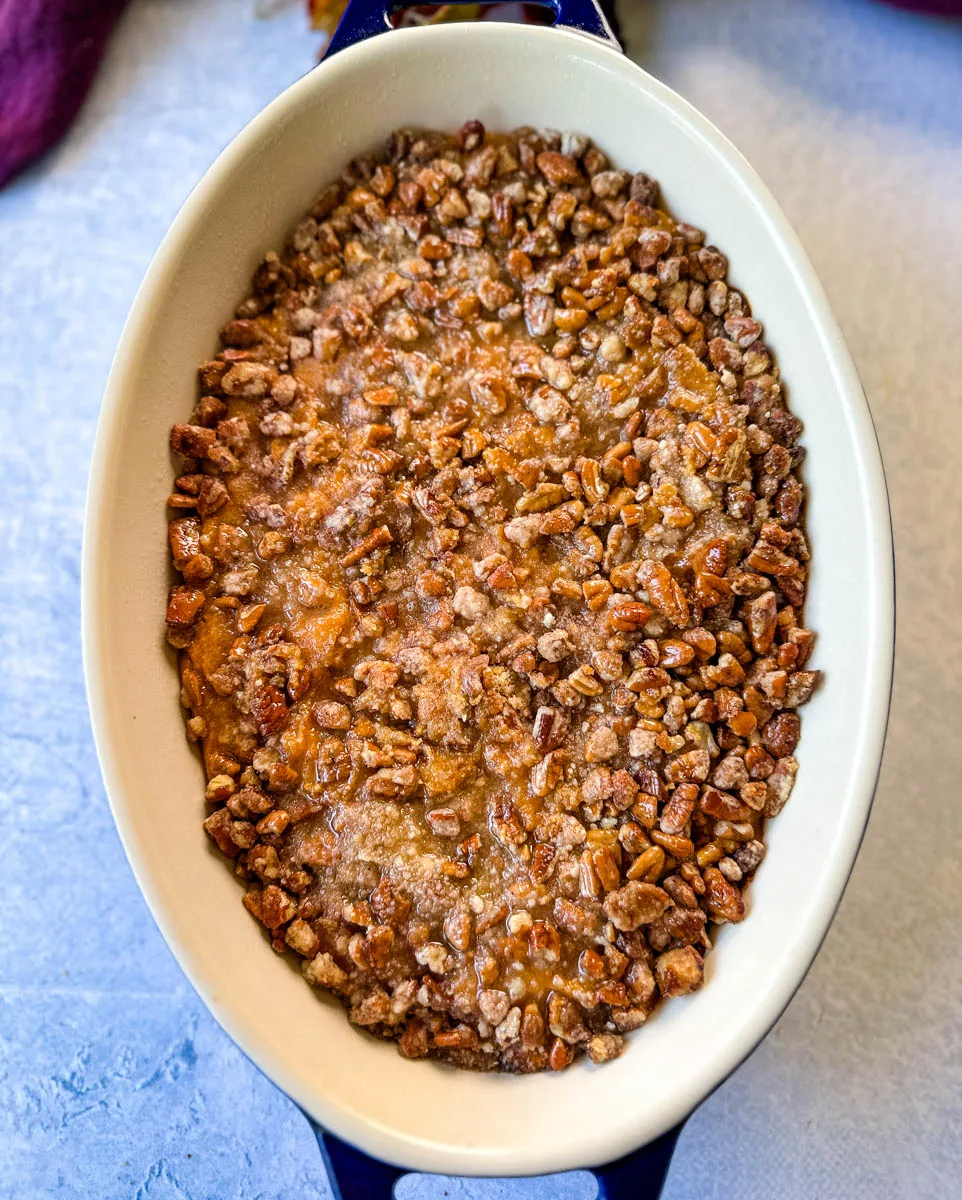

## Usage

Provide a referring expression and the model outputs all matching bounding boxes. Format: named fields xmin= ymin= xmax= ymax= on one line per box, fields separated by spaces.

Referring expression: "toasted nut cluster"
xmin=168 ymin=123 xmax=817 ymax=1073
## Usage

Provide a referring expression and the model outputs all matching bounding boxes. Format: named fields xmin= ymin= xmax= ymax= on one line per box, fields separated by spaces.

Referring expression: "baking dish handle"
xmin=312 ymin=1120 xmax=683 ymax=1199
xmin=324 ymin=0 xmax=621 ymax=59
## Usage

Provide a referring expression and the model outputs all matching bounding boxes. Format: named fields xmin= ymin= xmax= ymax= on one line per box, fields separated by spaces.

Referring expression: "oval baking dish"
xmin=82 ymin=1 xmax=894 ymax=1195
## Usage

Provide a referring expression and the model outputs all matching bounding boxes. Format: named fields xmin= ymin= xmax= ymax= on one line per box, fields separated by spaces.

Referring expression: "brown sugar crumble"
xmin=166 ymin=122 xmax=818 ymax=1072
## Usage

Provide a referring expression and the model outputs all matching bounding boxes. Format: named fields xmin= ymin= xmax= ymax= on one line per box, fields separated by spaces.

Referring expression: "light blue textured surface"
xmin=1 ymin=0 xmax=960 ymax=1196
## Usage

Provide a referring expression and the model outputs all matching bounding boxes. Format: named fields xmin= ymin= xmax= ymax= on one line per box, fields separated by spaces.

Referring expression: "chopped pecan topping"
xmin=169 ymin=122 xmax=815 ymax=1076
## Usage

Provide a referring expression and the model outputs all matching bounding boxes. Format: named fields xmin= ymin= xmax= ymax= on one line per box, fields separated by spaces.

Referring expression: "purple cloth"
xmin=0 ymin=0 xmax=127 ymax=187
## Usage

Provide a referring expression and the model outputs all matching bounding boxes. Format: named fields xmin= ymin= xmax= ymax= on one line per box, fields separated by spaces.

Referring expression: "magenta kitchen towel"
xmin=0 ymin=0 xmax=128 ymax=187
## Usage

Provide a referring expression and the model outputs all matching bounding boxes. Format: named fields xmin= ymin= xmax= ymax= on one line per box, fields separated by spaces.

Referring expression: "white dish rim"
xmin=82 ymin=22 xmax=895 ymax=1177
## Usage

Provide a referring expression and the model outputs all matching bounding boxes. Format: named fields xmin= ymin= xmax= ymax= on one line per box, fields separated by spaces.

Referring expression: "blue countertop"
xmin=2 ymin=0 xmax=960 ymax=1196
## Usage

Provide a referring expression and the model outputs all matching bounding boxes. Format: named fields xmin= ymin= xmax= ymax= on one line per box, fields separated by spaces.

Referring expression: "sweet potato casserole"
xmin=165 ymin=122 xmax=818 ymax=1072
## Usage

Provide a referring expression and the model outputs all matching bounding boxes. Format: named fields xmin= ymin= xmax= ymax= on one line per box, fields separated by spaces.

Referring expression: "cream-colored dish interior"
xmin=83 ymin=23 xmax=893 ymax=1176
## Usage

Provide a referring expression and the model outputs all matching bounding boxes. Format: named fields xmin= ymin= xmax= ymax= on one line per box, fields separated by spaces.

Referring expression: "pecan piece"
xmin=536 ymin=151 xmax=582 ymax=185
xmin=166 ymin=586 xmax=205 ymax=628
xmin=603 ymin=882 xmax=670 ymax=931
xmin=533 ymin=705 xmax=568 ymax=754
xmin=746 ymin=590 xmax=778 ymax=653
xmin=654 ymin=946 xmax=704 ymax=997
xmin=342 ymin=525 xmax=393 ymax=566
xmin=637 ymin=560 xmax=690 ymax=627
xmin=251 ymin=684 xmax=289 ymax=737
xmin=169 ymin=516 xmax=201 ymax=569
xmin=608 ymin=602 xmax=651 ymax=632
xmin=703 ymin=866 xmax=746 ymax=923
xmin=368 ymin=765 xmax=419 ymax=798
xmin=170 ymin=423 xmax=216 ymax=459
